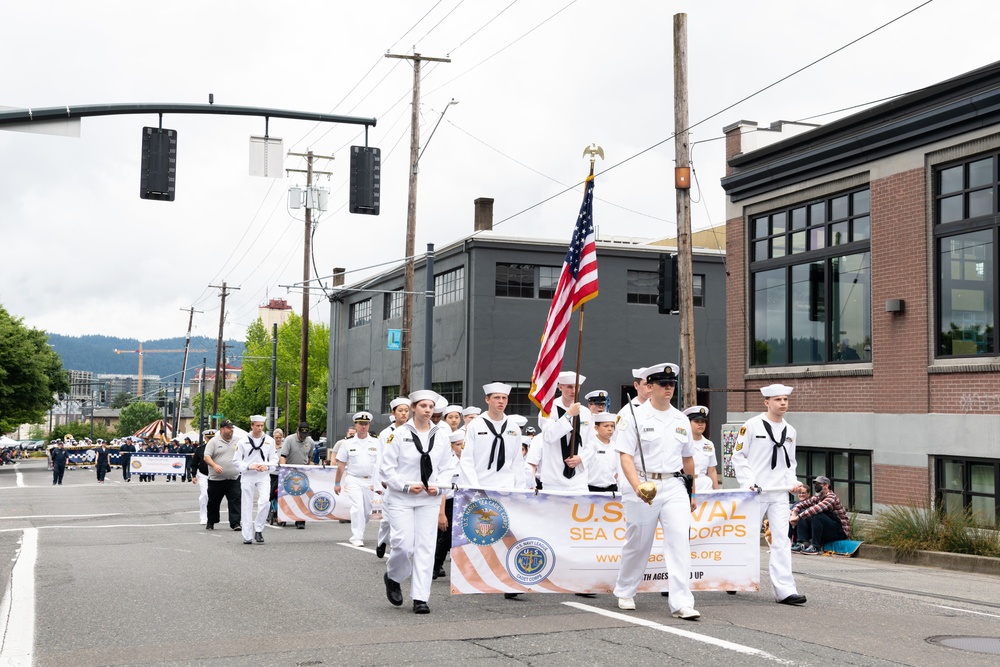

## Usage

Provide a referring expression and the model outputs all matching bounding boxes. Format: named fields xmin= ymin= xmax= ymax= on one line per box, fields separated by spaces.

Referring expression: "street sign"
xmin=387 ymin=329 xmax=401 ymax=351
xmin=210 ymin=413 xmax=223 ymax=419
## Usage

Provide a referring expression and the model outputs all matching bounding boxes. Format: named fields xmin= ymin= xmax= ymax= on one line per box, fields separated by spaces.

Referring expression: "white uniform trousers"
xmin=760 ymin=491 xmax=798 ymax=600
xmin=346 ymin=475 xmax=374 ymax=543
xmin=613 ymin=477 xmax=695 ymax=613
xmin=384 ymin=501 xmax=438 ymax=603
xmin=240 ymin=472 xmax=270 ymax=541
xmin=377 ymin=491 xmax=392 ymax=547
xmin=197 ymin=472 xmax=209 ymax=524
xmin=694 ymin=473 xmax=714 ymax=494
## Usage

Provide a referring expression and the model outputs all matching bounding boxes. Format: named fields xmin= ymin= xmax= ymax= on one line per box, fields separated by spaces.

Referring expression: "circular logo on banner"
xmin=309 ymin=491 xmax=335 ymax=517
xmin=171 ymin=461 xmax=184 ymax=469
xmin=131 ymin=460 xmax=143 ymax=470
xmin=505 ymin=537 xmax=556 ymax=586
xmin=461 ymin=498 xmax=510 ymax=546
xmin=85 ymin=449 xmax=96 ymax=462
xmin=283 ymin=470 xmax=309 ymax=496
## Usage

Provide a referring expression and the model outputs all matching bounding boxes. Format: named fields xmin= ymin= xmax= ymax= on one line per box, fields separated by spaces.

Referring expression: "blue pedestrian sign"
xmin=387 ymin=329 xmax=402 ymax=351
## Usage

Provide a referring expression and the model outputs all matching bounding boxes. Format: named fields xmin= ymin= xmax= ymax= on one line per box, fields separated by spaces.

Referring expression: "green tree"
xmin=111 ymin=391 xmax=133 ymax=409
xmin=0 ymin=305 xmax=69 ymax=434
xmin=206 ymin=314 xmax=329 ymax=432
xmin=117 ymin=401 xmax=161 ymax=437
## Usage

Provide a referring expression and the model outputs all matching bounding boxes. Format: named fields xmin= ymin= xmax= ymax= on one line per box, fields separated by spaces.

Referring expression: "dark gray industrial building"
xmin=325 ymin=202 xmax=728 ymax=445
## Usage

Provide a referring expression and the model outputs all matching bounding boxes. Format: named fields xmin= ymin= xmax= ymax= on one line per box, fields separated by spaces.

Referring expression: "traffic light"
xmin=657 ymin=253 xmax=678 ymax=314
xmin=349 ymin=145 xmax=380 ymax=215
xmin=140 ymin=127 xmax=177 ymax=201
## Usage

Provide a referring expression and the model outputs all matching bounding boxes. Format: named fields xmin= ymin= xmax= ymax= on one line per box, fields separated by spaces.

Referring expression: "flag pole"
xmin=571 ymin=146 xmax=603 ymax=456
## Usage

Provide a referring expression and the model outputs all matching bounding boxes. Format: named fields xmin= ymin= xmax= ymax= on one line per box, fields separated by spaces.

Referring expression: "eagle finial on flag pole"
xmin=582 ymin=144 xmax=604 ymax=175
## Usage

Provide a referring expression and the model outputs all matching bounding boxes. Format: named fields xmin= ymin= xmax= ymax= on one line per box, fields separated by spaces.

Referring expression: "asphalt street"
xmin=1 ymin=458 xmax=998 ymax=667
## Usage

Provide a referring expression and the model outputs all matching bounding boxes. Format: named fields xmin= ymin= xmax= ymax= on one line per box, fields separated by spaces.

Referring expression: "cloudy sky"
xmin=2 ymin=0 xmax=996 ymax=343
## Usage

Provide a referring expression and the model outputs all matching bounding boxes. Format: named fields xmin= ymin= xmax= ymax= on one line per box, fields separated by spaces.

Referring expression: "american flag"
xmin=529 ymin=175 xmax=599 ymax=417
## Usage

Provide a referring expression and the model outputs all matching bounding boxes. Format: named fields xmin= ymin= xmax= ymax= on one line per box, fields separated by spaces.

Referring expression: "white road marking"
xmin=339 ymin=542 xmax=376 ymax=555
xmin=0 ymin=514 xmax=121 ymax=520
xmin=14 ymin=466 xmax=23 ymax=489
xmin=563 ymin=601 xmax=795 ymax=663
xmin=0 ymin=528 xmax=37 ymax=667
xmin=928 ymin=603 xmax=1000 ymax=619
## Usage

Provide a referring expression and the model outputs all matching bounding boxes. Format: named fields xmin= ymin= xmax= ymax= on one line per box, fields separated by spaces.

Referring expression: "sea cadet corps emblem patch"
xmin=309 ymin=491 xmax=335 ymax=517
xmin=131 ymin=459 xmax=143 ymax=469
xmin=283 ymin=470 xmax=310 ymax=496
xmin=461 ymin=498 xmax=510 ymax=546
xmin=505 ymin=537 xmax=556 ymax=586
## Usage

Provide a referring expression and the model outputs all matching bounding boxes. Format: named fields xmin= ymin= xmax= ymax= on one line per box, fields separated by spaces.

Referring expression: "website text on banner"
xmin=450 ymin=488 xmax=760 ymax=595
xmin=277 ymin=464 xmax=358 ymax=522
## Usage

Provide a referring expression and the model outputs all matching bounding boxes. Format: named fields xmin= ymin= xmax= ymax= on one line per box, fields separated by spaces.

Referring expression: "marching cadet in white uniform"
xmin=375 ymin=397 xmax=410 ymax=559
xmin=732 ymin=384 xmax=808 ymax=605
xmin=233 ymin=416 xmax=277 ymax=545
xmin=461 ymin=406 xmax=481 ymax=427
xmin=460 ymin=383 xmax=526 ymax=490
xmin=613 ymin=363 xmax=700 ymax=619
xmin=683 ymin=405 xmax=720 ymax=493
xmin=335 ymin=411 xmax=379 ymax=547
xmin=530 ymin=371 xmax=593 ymax=492
xmin=587 ymin=412 xmax=619 ymax=492
xmin=380 ymin=390 xmax=455 ymax=615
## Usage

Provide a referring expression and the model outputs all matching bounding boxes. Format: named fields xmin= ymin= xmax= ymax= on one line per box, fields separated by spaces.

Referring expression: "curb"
xmin=760 ymin=535 xmax=1000 ymax=576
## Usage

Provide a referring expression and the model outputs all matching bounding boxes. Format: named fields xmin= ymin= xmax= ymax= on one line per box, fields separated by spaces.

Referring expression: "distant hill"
xmin=47 ymin=334 xmax=246 ymax=378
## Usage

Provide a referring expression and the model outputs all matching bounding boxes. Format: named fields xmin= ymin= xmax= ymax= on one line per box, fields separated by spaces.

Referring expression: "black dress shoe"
xmin=243 ymin=539 xmax=253 ymax=545
xmin=376 ymin=542 xmax=387 ymax=558
xmin=254 ymin=531 xmax=264 ymax=543
xmin=231 ymin=524 xmax=241 ymax=531
xmin=574 ymin=593 xmax=596 ymax=598
xmin=778 ymin=594 xmax=807 ymax=605
xmin=503 ymin=593 xmax=520 ymax=600
xmin=413 ymin=600 xmax=430 ymax=614
xmin=205 ymin=523 xmax=215 ymax=530
xmin=432 ymin=566 xmax=445 ymax=580
xmin=726 ymin=591 xmax=737 ymax=595
xmin=296 ymin=522 xmax=305 ymax=529
xmin=384 ymin=573 xmax=403 ymax=606
xmin=660 ymin=591 xmax=669 ymax=597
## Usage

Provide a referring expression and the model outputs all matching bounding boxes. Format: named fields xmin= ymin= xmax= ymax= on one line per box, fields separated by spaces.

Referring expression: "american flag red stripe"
xmin=529 ymin=174 xmax=598 ymax=417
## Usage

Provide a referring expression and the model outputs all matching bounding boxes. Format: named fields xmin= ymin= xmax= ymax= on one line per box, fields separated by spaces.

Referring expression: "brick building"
xmin=722 ymin=61 xmax=1000 ymax=520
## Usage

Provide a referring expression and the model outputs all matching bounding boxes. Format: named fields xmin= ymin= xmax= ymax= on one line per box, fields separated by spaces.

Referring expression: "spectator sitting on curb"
xmin=791 ymin=476 xmax=850 ymax=554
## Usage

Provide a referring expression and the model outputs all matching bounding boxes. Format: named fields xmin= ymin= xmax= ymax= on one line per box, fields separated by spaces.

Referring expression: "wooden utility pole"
xmin=287 ymin=151 xmax=333 ymax=424
xmin=674 ymin=13 xmax=697 ymax=407
xmin=209 ymin=282 xmax=239 ymax=421
xmin=385 ymin=51 xmax=451 ymax=396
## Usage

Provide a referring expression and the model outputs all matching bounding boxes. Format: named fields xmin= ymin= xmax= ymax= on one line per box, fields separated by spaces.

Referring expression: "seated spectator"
xmin=788 ymin=486 xmax=810 ymax=541
xmin=790 ymin=476 xmax=850 ymax=554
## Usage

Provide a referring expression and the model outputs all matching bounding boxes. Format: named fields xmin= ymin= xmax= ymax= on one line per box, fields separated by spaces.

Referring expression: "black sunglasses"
xmin=653 ymin=379 xmax=677 ymax=388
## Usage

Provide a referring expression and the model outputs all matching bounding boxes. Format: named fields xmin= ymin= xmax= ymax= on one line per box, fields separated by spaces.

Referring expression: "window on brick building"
xmin=503 ymin=381 xmax=538 ymax=418
xmin=750 ymin=188 xmax=871 ymax=366
xmin=383 ymin=290 xmax=403 ymax=319
xmin=935 ymin=456 xmax=998 ymax=523
xmin=380 ymin=385 xmax=401 ymax=412
xmin=795 ymin=447 xmax=872 ymax=513
xmin=495 ymin=264 xmax=561 ymax=299
xmin=934 ymin=155 xmax=997 ymax=357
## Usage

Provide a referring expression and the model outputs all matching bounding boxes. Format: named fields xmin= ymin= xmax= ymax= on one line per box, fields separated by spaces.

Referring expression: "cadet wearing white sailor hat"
xmin=531 ymin=371 xmax=593 ymax=493
xmin=459 ymin=382 xmax=525 ymax=492
xmin=380 ymin=389 xmax=455 ymax=614
xmin=732 ymin=383 xmax=807 ymax=606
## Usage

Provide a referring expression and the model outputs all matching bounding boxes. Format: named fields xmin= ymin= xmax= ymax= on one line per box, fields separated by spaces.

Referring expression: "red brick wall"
xmin=744 ymin=376 xmax=874 ymax=413
xmin=930 ymin=373 xmax=1000 ymax=413
xmin=726 ymin=214 xmax=748 ymax=413
xmin=874 ymin=463 xmax=930 ymax=507
xmin=870 ymin=168 xmax=930 ymax=414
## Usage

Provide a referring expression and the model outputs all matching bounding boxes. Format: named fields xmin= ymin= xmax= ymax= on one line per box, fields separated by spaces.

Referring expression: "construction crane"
xmin=114 ymin=341 xmax=207 ymax=399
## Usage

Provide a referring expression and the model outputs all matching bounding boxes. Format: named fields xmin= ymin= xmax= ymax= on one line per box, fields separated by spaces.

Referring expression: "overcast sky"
xmin=2 ymin=0 xmax=996 ymax=343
